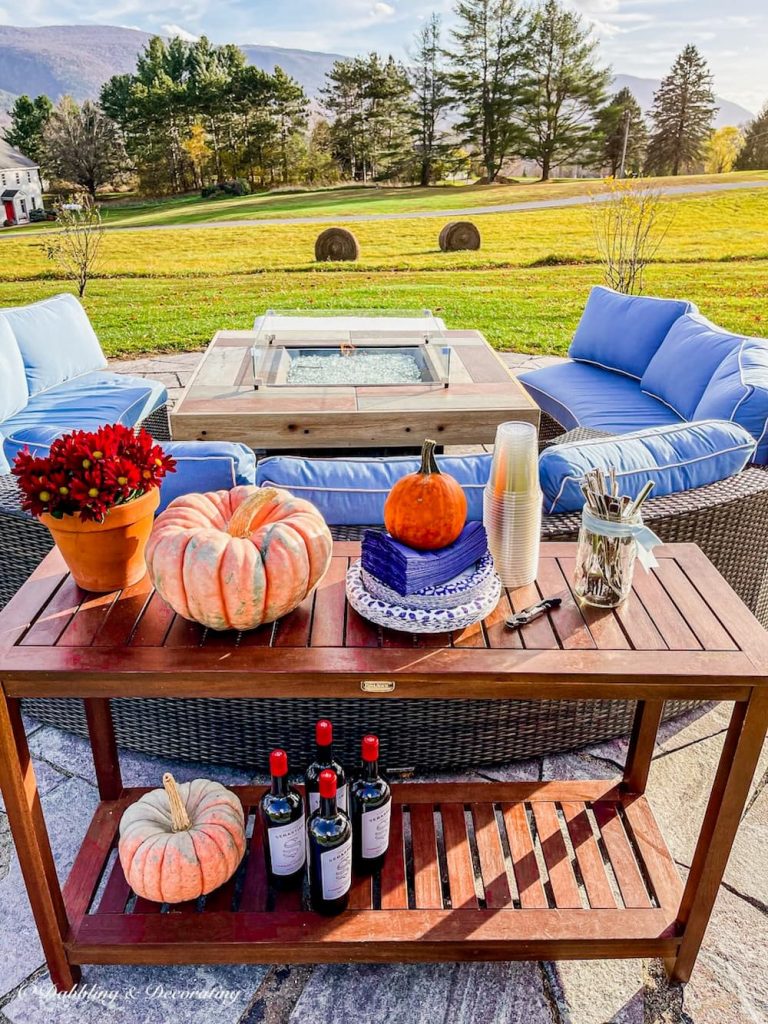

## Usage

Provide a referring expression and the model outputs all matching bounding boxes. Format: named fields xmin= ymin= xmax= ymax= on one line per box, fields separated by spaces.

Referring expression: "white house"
xmin=0 ymin=140 xmax=44 ymax=226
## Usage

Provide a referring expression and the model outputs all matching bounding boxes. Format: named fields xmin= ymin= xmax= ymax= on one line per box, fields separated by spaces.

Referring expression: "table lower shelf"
xmin=62 ymin=781 xmax=684 ymax=965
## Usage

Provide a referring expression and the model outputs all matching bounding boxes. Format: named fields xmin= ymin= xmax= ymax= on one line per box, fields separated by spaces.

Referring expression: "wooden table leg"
xmin=668 ymin=689 xmax=768 ymax=983
xmin=622 ymin=700 xmax=665 ymax=794
xmin=0 ymin=687 xmax=80 ymax=992
xmin=83 ymin=698 xmax=123 ymax=801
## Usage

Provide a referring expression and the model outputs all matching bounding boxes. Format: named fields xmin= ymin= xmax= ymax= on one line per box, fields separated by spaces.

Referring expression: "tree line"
xmin=4 ymin=0 xmax=767 ymax=198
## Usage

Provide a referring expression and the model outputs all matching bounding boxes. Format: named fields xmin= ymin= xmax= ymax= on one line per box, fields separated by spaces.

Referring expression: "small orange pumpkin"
xmin=118 ymin=774 xmax=246 ymax=904
xmin=146 ymin=485 xmax=333 ymax=631
xmin=384 ymin=438 xmax=467 ymax=550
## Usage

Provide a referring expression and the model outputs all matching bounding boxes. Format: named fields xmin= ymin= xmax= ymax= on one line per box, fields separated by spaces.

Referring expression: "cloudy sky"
xmin=7 ymin=0 xmax=766 ymax=111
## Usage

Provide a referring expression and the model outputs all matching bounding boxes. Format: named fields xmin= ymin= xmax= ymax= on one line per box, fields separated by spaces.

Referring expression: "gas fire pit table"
xmin=171 ymin=312 xmax=539 ymax=450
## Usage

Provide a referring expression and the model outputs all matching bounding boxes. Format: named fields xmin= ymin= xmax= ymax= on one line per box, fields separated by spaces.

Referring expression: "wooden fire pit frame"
xmin=0 ymin=542 xmax=766 ymax=991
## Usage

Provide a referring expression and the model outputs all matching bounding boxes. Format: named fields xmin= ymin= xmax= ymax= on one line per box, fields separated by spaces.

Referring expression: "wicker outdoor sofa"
xmin=4 ymin=409 xmax=766 ymax=771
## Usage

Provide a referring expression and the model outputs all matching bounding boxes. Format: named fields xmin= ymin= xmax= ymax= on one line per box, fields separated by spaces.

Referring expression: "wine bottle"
xmin=259 ymin=748 xmax=305 ymax=889
xmin=350 ymin=734 xmax=392 ymax=873
xmin=305 ymin=719 xmax=348 ymax=816
xmin=307 ymin=769 xmax=352 ymax=915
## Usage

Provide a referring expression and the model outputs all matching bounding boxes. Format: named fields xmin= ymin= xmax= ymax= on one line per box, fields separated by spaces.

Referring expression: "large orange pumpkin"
xmin=146 ymin=485 xmax=333 ymax=631
xmin=384 ymin=439 xmax=467 ymax=550
xmin=119 ymin=774 xmax=246 ymax=903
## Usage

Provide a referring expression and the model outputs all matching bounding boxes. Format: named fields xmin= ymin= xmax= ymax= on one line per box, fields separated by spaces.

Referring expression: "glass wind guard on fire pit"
xmin=250 ymin=310 xmax=451 ymax=390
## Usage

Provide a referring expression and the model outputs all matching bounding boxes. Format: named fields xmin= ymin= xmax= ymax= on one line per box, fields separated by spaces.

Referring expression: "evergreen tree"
xmin=3 ymin=94 xmax=53 ymax=166
xmin=645 ymin=45 xmax=717 ymax=175
xmin=521 ymin=0 xmax=609 ymax=181
xmin=595 ymin=87 xmax=647 ymax=176
xmin=735 ymin=104 xmax=768 ymax=170
xmin=409 ymin=14 xmax=451 ymax=186
xmin=447 ymin=0 xmax=528 ymax=183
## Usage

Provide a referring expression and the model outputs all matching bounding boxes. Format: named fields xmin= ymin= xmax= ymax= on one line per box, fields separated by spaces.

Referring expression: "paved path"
xmin=10 ymin=178 xmax=768 ymax=238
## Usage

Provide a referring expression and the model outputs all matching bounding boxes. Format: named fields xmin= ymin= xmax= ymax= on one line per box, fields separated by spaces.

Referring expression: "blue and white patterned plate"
xmin=360 ymin=552 xmax=495 ymax=611
xmin=346 ymin=560 xmax=502 ymax=633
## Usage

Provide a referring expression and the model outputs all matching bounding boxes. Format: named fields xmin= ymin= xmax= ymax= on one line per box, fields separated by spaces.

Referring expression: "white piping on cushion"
xmin=570 ymin=357 xmax=642 ymax=381
xmin=546 ymin=440 xmax=756 ymax=514
xmin=519 ymin=380 xmax=580 ymax=430
xmin=260 ymin=479 xmax=487 ymax=494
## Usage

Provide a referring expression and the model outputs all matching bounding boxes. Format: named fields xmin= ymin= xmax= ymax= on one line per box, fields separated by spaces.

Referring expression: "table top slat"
xmin=630 ymin=568 xmax=701 ymax=652
xmin=92 ymin=574 xmax=155 ymax=648
xmin=651 ymin=558 xmax=737 ymax=652
xmin=19 ymin=576 xmax=85 ymax=648
xmin=508 ymin=581 xmax=560 ymax=650
xmin=558 ymin=558 xmax=631 ymax=651
xmin=536 ymin=557 xmax=595 ymax=651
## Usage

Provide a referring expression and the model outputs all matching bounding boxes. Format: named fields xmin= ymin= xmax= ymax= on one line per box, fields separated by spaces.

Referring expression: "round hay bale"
xmin=315 ymin=227 xmax=360 ymax=262
xmin=439 ymin=221 xmax=481 ymax=252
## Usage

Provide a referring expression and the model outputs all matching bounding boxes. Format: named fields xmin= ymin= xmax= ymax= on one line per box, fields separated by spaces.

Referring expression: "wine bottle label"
xmin=321 ymin=836 xmax=352 ymax=901
xmin=361 ymin=799 xmax=391 ymax=859
xmin=309 ymin=785 xmax=348 ymax=815
xmin=267 ymin=814 xmax=306 ymax=876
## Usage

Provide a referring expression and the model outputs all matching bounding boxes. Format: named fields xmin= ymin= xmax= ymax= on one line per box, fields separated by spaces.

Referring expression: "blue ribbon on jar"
xmin=581 ymin=508 xmax=663 ymax=571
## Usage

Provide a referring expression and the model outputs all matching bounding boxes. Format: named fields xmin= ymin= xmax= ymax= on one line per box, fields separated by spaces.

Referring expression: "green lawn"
xmin=1 ymin=181 xmax=765 ymax=357
xmin=8 ymin=169 xmax=768 ymax=232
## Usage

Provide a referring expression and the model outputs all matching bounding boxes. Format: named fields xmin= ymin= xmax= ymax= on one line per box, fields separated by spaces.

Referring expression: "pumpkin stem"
xmin=420 ymin=439 xmax=440 ymax=476
xmin=163 ymin=772 xmax=191 ymax=832
xmin=228 ymin=488 xmax=280 ymax=539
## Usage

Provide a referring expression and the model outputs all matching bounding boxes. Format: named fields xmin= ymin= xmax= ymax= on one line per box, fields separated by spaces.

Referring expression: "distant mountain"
xmin=0 ymin=24 xmax=343 ymax=114
xmin=0 ymin=25 xmax=754 ymax=133
xmin=612 ymin=74 xmax=753 ymax=129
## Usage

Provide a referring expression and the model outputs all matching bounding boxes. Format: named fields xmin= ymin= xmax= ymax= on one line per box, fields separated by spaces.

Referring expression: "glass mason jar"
xmin=573 ymin=510 xmax=642 ymax=608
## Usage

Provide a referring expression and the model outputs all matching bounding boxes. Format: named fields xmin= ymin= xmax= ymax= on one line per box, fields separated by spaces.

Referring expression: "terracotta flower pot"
xmin=40 ymin=488 xmax=161 ymax=592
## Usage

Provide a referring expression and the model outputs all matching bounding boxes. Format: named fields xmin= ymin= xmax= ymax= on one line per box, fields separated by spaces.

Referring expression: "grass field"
xmin=9 ymin=170 xmax=768 ymax=231
xmin=3 ymin=182 xmax=766 ymax=357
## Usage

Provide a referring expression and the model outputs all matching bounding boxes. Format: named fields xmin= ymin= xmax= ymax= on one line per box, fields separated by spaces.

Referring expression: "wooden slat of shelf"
xmin=631 ymin=569 xmax=700 ymax=651
xmin=502 ymin=803 xmax=547 ymax=909
xmin=273 ymin=591 xmax=315 ymax=647
xmin=440 ymin=804 xmax=478 ymax=909
xmin=63 ymin=800 xmax=125 ymax=922
xmin=592 ymin=802 xmax=652 ymax=909
xmin=558 ymin=558 xmax=630 ymax=650
xmin=561 ymin=801 xmax=616 ymax=910
xmin=128 ymin=591 xmax=175 ymax=647
xmin=132 ymin=897 xmax=163 ymax=914
xmin=95 ymin=856 xmax=131 ymax=914
xmin=348 ymin=872 xmax=373 ymax=910
xmin=310 ymin=557 xmax=348 ymax=648
xmin=536 ymin=558 xmax=595 ymax=650
xmin=92 ymin=575 xmax=154 ymax=647
xmin=531 ymin=803 xmax=582 ymax=909
xmin=71 ymin=906 xmax=681 ymax=962
xmin=0 ymin=549 xmax=69 ymax=649
xmin=203 ymin=875 xmax=239 ymax=913
xmin=653 ymin=559 xmax=737 ymax=651
xmin=238 ymin=623 xmax=275 ymax=647
xmin=621 ymin=796 xmax=684 ymax=911
xmin=380 ymin=804 xmax=407 ymax=909
xmin=410 ymin=804 xmax=443 ymax=909
xmin=273 ymin=885 xmax=303 ymax=912
xmin=345 ymin=605 xmax=380 ymax=648
xmin=485 ymin=590 xmax=523 ymax=650
xmin=394 ymin=781 xmax=623 ymax=806
xmin=508 ymin=582 xmax=559 ymax=649
xmin=238 ymin=824 xmax=269 ymax=912
xmin=164 ymin=614 xmax=205 ymax=647
xmin=471 ymin=803 xmax=512 ymax=908
xmin=19 ymin=577 xmax=85 ymax=647
xmin=57 ymin=591 xmax=120 ymax=648
xmin=452 ymin=616 xmax=487 ymax=649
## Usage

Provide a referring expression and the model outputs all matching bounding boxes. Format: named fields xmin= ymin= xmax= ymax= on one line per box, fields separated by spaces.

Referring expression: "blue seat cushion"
xmin=2 ymin=429 xmax=255 ymax=515
xmin=2 ymin=371 xmax=167 ymax=470
xmin=568 ymin=286 xmax=694 ymax=380
xmin=539 ymin=420 xmax=756 ymax=514
xmin=641 ymin=314 xmax=744 ymax=420
xmin=256 ymin=453 xmax=492 ymax=525
xmin=0 ymin=317 xmax=28 ymax=422
xmin=0 ymin=293 xmax=107 ymax=396
xmin=694 ymin=337 xmax=768 ymax=464
xmin=519 ymin=361 xmax=683 ymax=435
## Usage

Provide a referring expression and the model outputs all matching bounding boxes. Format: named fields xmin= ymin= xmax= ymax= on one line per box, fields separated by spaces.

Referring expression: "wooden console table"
xmin=0 ymin=542 xmax=765 ymax=991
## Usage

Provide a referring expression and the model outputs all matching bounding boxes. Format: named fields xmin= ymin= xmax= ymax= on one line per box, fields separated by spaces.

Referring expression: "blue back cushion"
xmin=568 ymin=286 xmax=693 ymax=380
xmin=0 ymin=293 xmax=107 ymax=396
xmin=539 ymin=420 xmax=756 ymax=514
xmin=641 ymin=314 xmax=744 ymax=420
xmin=695 ymin=338 xmax=768 ymax=464
xmin=0 ymin=317 xmax=28 ymax=422
xmin=256 ymin=453 xmax=492 ymax=525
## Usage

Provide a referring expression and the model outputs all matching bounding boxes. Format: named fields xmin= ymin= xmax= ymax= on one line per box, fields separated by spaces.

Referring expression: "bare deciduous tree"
xmin=44 ymin=194 xmax=105 ymax=297
xmin=43 ymin=97 xmax=127 ymax=197
xmin=590 ymin=178 xmax=674 ymax=295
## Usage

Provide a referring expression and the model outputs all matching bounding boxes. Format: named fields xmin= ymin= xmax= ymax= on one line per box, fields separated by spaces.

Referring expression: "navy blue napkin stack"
xmin=361 ymin=522 xmax=489 ymax=596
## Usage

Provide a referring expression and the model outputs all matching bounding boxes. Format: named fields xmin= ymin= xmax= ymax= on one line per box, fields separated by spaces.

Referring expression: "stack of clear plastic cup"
xmin=483 ymin=421 xmax=542 ymax=587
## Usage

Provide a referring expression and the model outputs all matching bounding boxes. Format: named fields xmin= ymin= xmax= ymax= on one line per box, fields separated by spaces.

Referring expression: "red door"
xmin=3 ymin=200 xmax=15 ymax=224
